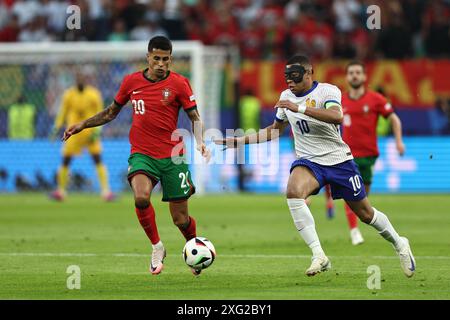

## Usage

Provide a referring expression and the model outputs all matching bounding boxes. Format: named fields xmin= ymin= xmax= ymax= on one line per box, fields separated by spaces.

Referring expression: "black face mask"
xmin=77 ymin=84 xmax=84 ymax=91
xmin=284 ymin=64 xmax=307 ymax=83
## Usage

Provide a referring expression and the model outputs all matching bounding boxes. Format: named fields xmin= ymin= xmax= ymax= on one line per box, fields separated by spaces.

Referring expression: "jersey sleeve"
xmin=178 ymin=77 xmax=197 ymax=112
xmin=275 ymin=91 xmax=288 ymax=122
xmin=377 ymin=94 xmax=394 ymax=118
xmin=322 ymin=85 xmax=342 ymax=109
xmin=114 ymin=75 xmax=131 ymax=107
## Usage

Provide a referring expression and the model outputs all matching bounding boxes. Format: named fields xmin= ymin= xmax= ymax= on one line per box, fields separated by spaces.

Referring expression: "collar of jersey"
xmin=294 ymin=81 xmax=318 ymax=97
xmin=142 ymin=68 xmax=171 ymax=83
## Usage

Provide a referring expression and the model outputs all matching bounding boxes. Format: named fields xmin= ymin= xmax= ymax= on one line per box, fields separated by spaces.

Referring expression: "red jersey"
xmin=114 ymin=70 xmax=197 ymax=159
xmin=342 ymin=90 xmax=393 ymax=158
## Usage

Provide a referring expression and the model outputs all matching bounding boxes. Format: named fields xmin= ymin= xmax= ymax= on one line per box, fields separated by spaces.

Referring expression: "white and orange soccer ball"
xmin=183 ymin=237 xmax=216 ymax=271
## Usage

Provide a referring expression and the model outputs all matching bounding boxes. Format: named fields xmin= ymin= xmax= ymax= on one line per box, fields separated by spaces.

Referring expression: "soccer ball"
xmin=183 ymin=237 xmax=216 ymax=271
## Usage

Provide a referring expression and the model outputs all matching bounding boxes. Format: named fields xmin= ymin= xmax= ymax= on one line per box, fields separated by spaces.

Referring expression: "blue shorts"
xmin=290 ymin=159 xmax=367 ymax=201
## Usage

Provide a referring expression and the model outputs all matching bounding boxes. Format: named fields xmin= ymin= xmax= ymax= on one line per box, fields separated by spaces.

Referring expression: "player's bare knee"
xmin=134 ymin=197 xmax=150 ymax=209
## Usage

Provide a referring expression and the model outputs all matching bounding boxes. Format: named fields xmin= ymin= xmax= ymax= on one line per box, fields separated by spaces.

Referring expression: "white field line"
xmin=0 ymin=252 xmax=449 ymax=260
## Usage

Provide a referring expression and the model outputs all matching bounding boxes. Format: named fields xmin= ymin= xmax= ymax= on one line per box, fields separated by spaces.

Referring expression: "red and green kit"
xmin=114 ymin=69 xmax=197 ymax=201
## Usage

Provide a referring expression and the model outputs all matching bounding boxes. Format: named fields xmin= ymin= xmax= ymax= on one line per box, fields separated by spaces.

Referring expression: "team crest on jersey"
xmin=306 ymin=98 xmax=316 ymax=108
xmin=162 ymin=88 xmax=171 ymax=99
xmin=363 ymin=104 xmax=370 ymax=113
xmin=161 ymin=88 xmax=172 ymax=105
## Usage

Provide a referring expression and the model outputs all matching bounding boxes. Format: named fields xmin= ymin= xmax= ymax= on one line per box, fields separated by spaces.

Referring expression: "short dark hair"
xmin=148 ymin=36 xmax=172 ymax=53
xmin=346 ymin=60 xmax=365 ymax=73
xmin=286 ymin=55 xmax=312 ymax=69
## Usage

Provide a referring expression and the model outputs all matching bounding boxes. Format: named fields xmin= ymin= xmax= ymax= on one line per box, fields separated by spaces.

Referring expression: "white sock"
xmin=287 ymin=198 xmax=324 ymax=257
xmin=370 ymin=207 xmax=404 ymax=250
xmin=152 ymin=241 xmax=163 ymax=249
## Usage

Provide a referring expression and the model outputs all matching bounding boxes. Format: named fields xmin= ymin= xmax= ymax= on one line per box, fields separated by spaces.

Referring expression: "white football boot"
xmin=396 ymin=237 xmax=416 ymax=278
xmin=305 ymin=255 xmax=331 ymax=276
xmin=150 ymin=242 xmax=166 ymax=275
xmin=350 ymin=228 xmax=364 ymax=245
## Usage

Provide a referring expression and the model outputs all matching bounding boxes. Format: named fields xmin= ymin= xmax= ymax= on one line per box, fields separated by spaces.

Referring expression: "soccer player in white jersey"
xmin=215 ymin=55 xmax=416 ymax=277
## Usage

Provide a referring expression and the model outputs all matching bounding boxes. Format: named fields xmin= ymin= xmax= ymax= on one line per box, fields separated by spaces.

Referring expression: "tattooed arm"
xmin=62 ymin=101 xmax=123 ymax=141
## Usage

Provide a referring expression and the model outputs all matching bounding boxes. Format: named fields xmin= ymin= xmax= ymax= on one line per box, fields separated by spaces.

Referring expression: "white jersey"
xmin=275 ymin=81 xmax=353 ymax=166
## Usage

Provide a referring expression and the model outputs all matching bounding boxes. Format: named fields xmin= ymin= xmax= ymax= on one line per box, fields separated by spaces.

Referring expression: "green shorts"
xmin=354 ymin=156 xmax=378 ymax=185
xmin=127 ymin=153 xmax=196 ymax=202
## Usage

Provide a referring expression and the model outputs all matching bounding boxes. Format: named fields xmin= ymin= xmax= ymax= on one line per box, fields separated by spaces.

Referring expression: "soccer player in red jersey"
xmin=328 ymin=61 xmax=405 ymax=245
xmin=62 ymin=36 xmax=211 ymax=276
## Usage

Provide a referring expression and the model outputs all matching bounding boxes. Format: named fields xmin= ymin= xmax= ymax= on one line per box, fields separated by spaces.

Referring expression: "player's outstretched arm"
xmin=62 ymin=101 xmax=122 ymax=141
xmin=214 ymin=120 xmax=288 ymax=149
xmin=186 ymin=108 xmax=211 ymax=161
xmin=275 ymin=100 xmax=343 ymax=124
xmin=388 ymin=112 xmax=405 ymax=155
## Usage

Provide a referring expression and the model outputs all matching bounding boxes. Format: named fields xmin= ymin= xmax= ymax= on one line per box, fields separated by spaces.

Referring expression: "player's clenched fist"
xmin=62 ymin=122 xmax=85 ymax=141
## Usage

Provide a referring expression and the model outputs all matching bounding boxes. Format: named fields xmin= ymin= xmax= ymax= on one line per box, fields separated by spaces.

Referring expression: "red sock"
xmin=344 ymin=203 xmax=358 ymax=229
xmin=179 ymin=216 xmax=197 ymax=241
xmin=325 ymin=185 xmax=334 ymax=209
xmin=135 ymin=204 xmax=160 ymax=245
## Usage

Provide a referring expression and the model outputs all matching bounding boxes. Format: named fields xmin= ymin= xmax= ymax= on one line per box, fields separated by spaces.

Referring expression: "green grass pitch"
xmin=0 ymin=193 xmax=449 ymax=300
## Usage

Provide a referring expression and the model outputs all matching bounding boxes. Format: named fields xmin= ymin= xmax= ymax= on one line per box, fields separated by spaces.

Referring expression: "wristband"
xmin=297 ymin=104 xmax=306 ymax=113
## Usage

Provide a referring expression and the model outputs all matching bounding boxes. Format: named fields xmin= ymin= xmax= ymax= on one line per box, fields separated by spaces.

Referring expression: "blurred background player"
xmin=8 ymin=95 xmax=36 ymax=140
xmin=237 ymin=88 xmax=261 ymax=191
xmin=325 ymin=61 xmax=405 ymax=245
xmin=50 ymin=70 xmax=115 ymax=202
xmin=62 ymin=36 xmax=211 ymax=276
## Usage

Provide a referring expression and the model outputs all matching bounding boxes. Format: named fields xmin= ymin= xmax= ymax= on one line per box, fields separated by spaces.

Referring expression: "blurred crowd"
xmin=1 ymin=0 xmax=450 ymax=60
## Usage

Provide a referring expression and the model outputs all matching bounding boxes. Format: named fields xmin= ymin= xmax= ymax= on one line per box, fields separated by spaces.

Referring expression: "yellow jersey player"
xmin=50 ymin=71 xmax=115 ymax=202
